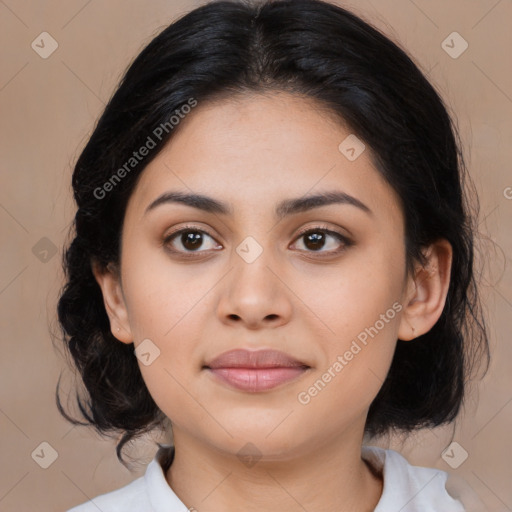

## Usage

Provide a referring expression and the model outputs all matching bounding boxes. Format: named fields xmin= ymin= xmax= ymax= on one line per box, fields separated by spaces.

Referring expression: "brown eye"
xmin=292 ymin=227 xmax=352 ymax=255
xmin=179 ymin=231 xmax=204 ymax=251
xmin=164 ymin=227 xmax=221 ymax=254
xmin=303 ymin=231 xmax=327 ymax=251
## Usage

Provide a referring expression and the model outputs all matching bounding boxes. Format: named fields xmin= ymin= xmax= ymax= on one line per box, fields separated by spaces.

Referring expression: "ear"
xmin=398 ymin=239 xmax=453 ymax=341
xmin=91 ymin=259 xmax=133 ymax=344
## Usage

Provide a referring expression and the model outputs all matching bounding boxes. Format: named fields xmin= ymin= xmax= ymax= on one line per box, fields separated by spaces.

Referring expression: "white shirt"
xmin=67 ymin=444 xmax=472 ymax=511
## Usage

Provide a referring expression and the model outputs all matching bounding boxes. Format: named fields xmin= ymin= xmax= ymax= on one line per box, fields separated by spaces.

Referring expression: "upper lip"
xmin=204 ymin=349 xmax=309 ymax=369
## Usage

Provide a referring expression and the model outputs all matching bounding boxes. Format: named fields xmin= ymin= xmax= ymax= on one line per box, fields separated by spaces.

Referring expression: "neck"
xmin=165 ymin=428 xmax=383 ymax=512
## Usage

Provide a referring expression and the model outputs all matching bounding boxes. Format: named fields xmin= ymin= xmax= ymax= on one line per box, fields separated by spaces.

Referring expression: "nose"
xmin=216 ymin=251 xmax=293 ymax=330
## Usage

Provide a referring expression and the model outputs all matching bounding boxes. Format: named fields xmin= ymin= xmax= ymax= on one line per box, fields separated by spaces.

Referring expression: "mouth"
xmin=203 ymin=349 xmax=311 ymax=392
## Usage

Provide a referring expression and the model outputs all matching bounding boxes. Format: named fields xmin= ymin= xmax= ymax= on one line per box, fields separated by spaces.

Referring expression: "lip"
xmin=204 ymin=349 xmax=310 ymax=392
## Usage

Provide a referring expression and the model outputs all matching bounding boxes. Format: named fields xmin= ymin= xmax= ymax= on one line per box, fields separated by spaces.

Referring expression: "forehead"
xmin=126 ymin=92 xmax=402 ymax=225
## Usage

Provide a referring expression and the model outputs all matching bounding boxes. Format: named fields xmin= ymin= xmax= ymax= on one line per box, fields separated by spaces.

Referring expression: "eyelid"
xmin=162 ymin=224 xmax=220 ymax=248
xmin=293 ymin=223 xmax=351 ymax=241
xmin=290 ymin=224 xmax=353 ymax=253
xmin=162 ymin=222 xmax=353 ymax=260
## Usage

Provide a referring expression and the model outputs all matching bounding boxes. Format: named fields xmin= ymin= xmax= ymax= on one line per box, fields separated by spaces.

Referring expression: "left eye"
xmin=292 ymin=228 xmax=350 ymax=254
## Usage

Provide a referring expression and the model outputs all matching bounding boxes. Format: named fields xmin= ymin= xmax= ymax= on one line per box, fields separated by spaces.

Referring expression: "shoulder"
xmin=363 ymin=446 xmax=468 ymax=512
xmin=66 ymin=445 xmax=185 ymax=512
xmin=66 ymin=475 xmax=148 ymax=512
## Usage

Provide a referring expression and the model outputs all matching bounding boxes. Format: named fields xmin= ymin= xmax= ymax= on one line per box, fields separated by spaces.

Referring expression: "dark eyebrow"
xmin=275 ymin=190 xmax=372 ymax=218
xmin=144 ymin=190 xmax=372 ymax=218
xmin=144 ymin=191 xmax=233 ymax=217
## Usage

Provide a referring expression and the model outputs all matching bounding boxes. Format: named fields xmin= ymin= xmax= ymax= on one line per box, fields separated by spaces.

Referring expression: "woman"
xmin=57 ymin=0 xmax=490 ymax=510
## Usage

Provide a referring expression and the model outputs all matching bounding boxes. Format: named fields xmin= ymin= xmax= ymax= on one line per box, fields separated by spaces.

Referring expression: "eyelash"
xmin=162 ymin=224 xmax=352 ymax=259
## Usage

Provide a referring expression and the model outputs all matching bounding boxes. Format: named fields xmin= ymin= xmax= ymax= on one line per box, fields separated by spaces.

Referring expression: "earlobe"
xmin=91 ymin=259 xmax=133 ymax=344
xmin=397 ymin=239 xmax=453 ymax=341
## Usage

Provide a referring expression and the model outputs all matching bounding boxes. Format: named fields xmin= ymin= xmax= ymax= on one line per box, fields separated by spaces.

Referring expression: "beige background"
xmin=1 ymin=0 xmax=511 ymax=510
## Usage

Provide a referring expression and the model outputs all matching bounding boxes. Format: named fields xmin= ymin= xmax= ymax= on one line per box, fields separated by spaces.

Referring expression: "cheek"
xmin=120 ymin=252 xmax=215 ymax=394
xmin=296 ymin=306 xmax=400 ymax=425
xmin=292 ymin=245 xmax=404 ymax=341
xmin=121 ymin=239 xmax=215 ymax=339
xmin=132 ymin=322 xmax=204 ymax=427
xmin=292 ymin=246 xmax=404 ymax=402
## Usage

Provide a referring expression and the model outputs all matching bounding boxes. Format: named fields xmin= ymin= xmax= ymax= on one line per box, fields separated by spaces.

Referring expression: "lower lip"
xmin=206 ymin=367 xmax=309 ymax=392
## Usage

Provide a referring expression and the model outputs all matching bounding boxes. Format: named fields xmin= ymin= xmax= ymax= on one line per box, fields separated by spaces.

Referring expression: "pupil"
xmin=182 ymin=231 xmax=202 ymax=251
xmin=305 ymin=232 xmax=324 ymax=250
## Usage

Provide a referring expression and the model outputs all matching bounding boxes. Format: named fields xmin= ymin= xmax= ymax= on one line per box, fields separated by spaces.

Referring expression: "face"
xmin=96 ymin=92 xmax=429 ymax=460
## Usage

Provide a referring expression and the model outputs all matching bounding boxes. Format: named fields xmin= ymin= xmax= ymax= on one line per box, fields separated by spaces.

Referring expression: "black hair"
xmin=56 ymin=0 xmax=490 ymax=467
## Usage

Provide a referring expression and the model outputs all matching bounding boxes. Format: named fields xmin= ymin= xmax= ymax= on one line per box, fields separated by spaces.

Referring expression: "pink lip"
xmin=204 ymin=349 xmax=310 ymax=392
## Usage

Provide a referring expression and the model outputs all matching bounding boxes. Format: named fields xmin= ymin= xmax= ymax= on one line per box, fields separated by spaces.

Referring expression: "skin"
xmin=93 ymin=92 xmax=452 ymax=512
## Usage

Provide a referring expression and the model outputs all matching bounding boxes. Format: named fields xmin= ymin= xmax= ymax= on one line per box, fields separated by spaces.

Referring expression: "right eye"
xmin=163 ymin=226 xmax=223 ymax=256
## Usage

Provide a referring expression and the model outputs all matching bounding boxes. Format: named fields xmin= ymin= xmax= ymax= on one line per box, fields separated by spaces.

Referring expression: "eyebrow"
xmin=144 ymin=190 xmax=372 ymax=219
